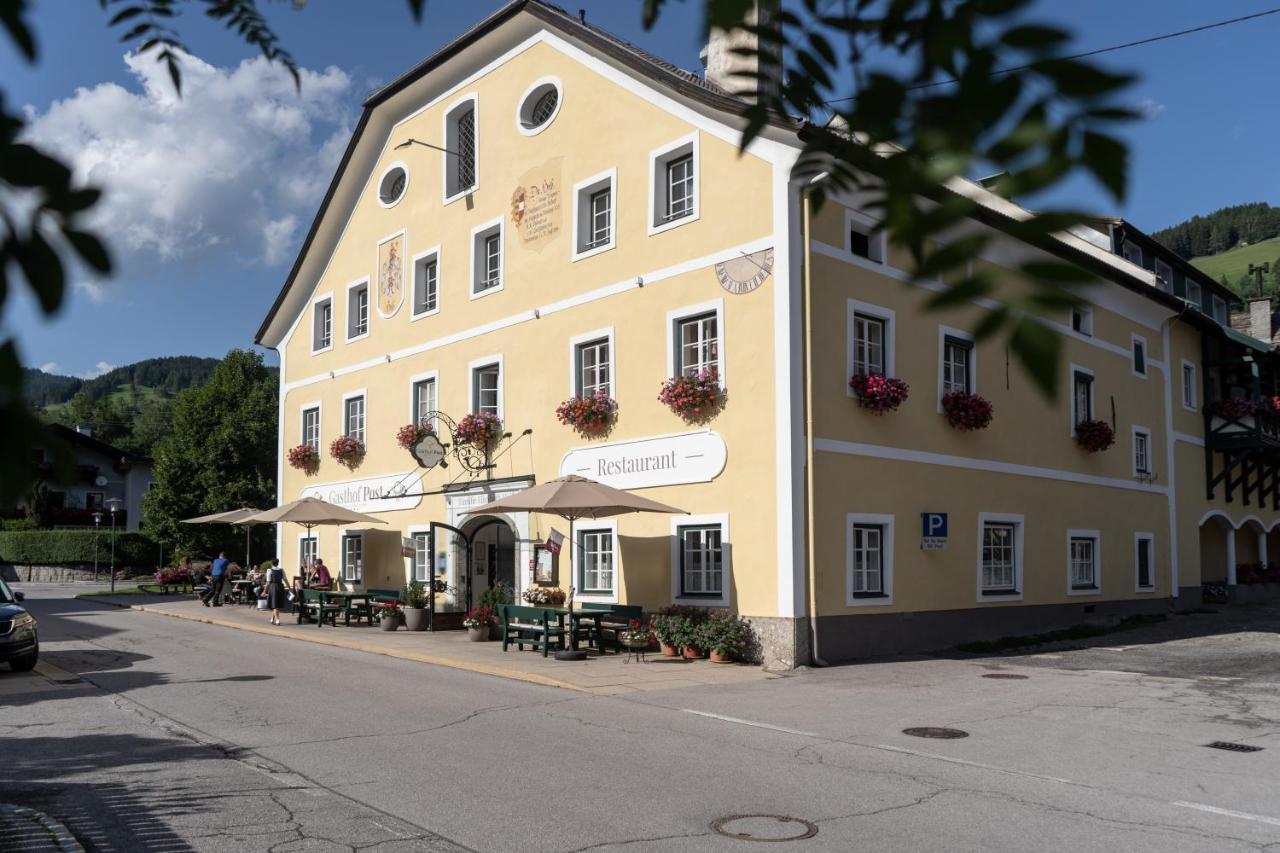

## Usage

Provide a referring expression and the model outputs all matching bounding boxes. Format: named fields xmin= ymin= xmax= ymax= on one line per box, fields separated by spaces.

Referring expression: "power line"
xmin=822 ymin=6 xmax=1280 ymax=104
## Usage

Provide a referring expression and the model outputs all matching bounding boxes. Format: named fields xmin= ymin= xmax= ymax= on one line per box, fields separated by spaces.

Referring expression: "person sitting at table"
xmin=311 ymin=558 xmax=332 ymax=590
xmin=246 ymin=564 xmax=264 ymax=597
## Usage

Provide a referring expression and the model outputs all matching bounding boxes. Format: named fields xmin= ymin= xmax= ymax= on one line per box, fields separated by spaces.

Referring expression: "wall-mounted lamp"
xmin=533 ymin=309 xmax=541 ymax=319
xmin=385 ymin=354 xmax=392 ymax=363
xmin=636 ymin=276 xmax=644 ymax=288
xmin=394 ymin=137 xmax=458 ymax=156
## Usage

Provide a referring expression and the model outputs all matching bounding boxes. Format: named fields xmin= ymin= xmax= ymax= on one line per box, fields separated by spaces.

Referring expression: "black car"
xmin=0 ymin=576 xmax=37 ymax=671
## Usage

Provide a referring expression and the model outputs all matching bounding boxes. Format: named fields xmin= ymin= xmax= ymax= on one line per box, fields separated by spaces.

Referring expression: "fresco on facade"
xmin=376 ymin=230 xmax=406 ymax=318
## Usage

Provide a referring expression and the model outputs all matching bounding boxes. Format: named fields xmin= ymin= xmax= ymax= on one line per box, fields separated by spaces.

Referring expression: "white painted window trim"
xmin=571 ymin=166 xmax=617 ymax=261
xmin=847 ymin=298 xmax=896 ymax=397
xmin=844 ymin=207 xmax=886 ymax=265
xmin=1134 ymin=532 xmax=1156 ymax=593
xmin=515 ymin=76 xmax=563 ymax=136
xmin=311 ymin=292 xmax=334 ymax=355
xmin=1069 ymin=305 xmax=1094 ymax=338
xmin=341 ymin=387 xmax=368 ymax=443
xmin=410 ymin=244 xmax=442 ymax=320
xmin=936 ymin=325 xmax=976 ymax=411
xmin=671 ymin=512 xmax=730 ymax=607
xmin=1184 ymin=279 xmax=1202 ymax=310
xmin=468 ymin=353 xmax=504 ymax=419
xmin=977 ymin=512 xmax=1024 ymax=602
xmin=298 ymin=400 xmax=322 ymax=449
xmin=297 ymin=531 xmax=319 ymax=574
xmin=577 ymin=518 xmax=619 ymax=604
xmin=647 ymin=131 xmax=699 ymax=236
xmin=344 ymin=278 xmax=370 ymax=343
xmin=1066 ymin=528 xmax=1102 ymax=596
xmin=846 ymin=512 xmax=894 ymax=607
xmin=1130 ymin=333 xmax=1148 ymax=378
xmin=441 ymin=93 xmax=479 ymax=206
xmin=1180 ymin=358 xmax=1199 ymax=412
xmin=1131 ymin=425 xmax=1153 ymax=477
xmin=1153 ymin=258 xmax=1173 ymax=293
xmin=1069 ymin=363 xmax=1096 ymax=437
xmin=406 ymin=526 xmax=432 ymax=583
xmin=340 ymin=531 xmax=364 ymax=583
xmin=666 ymin=298 xmax=726 ymax=388
xmin=1121 ymin=241 xmax=1143 ymax=266
xmin=567 ymin=326 xmax=615 ymax=397
xmin=376 ymin=161 xmax=409 ymax=209
xmin=468 ymin=216 xmax=504 ymax=300
xmin=407 ymin=369 xmax=439 ymax=425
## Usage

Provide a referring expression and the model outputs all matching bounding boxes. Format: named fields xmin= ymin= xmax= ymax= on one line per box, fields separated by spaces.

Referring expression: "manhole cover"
xmin=1205 ymin=741 xmax=1263 ymax=753
xmin=903 ymin=727 xmax=969 ymax=739
xmin=710 ymin=815 xmax=818 ymax=842
xmin=982 ymin=673 xmax=1028 ymax=680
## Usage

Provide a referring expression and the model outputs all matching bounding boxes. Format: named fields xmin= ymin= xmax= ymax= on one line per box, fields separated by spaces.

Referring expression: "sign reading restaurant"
xmin=301 ymin=472 xmax=424 ymax=514
xmin=559 ymin=431 xmax=727 ymax=490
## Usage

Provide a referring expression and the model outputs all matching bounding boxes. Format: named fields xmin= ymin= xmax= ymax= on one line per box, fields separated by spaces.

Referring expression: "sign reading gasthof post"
xmin=301 ymin=472 xmax=424 ymax=513
xmin=921 ymin=512 xmax=948 ymax=550
xmin=559 ymin=431 xmax=727 ymax=490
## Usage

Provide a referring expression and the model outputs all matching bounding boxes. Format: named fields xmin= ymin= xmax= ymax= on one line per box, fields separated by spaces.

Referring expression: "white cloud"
xmin=73 ymin=279 xmax=108 ymax=304
xmin=39 ymin=362 xmax=61 ymax=374
xmin=1137 ymin=98 xmax=1166 ymax=120
xmin=79 ymin=361 xmax=116 ymax=380
xmin=21 ymin=50 xmax=354 ymax=276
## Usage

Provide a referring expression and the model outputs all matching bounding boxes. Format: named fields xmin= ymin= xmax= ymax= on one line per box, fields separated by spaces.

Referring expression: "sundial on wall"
xmin=714 ymin=248 xmax=774 ymax=295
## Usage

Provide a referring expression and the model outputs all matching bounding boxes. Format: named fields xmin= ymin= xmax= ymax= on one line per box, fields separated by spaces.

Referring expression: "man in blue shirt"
xmin=202 ymin=552 xmax=230 ymax=607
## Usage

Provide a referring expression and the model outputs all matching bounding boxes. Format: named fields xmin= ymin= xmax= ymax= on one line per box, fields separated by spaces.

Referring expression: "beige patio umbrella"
xmin=245 ymin=497 xmax=388 ymax=577
xmin=181 ymin=507 xmax=266 ymax=569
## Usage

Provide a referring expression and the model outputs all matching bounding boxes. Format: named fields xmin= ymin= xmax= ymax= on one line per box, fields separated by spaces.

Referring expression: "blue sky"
xmin=4 ymin=1 xmax=1279 ymax=379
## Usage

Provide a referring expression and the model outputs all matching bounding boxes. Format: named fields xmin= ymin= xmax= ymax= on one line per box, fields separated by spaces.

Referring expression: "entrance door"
xmin=467 ymin=517 xmax=517 ymax=606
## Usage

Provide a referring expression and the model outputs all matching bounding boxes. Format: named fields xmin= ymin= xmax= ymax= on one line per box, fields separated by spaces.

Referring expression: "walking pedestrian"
xmin=202 ymin=552 xmax=230 ymax=607
xmin=264 ymin=558 xmax=287 ymax=626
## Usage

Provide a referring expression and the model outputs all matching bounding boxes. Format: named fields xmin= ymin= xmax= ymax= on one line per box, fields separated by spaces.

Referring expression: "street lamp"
xmin=92 ymin=512 xmax=103 ymax=583
xmin=105 ymin=498 xmax=122 ymax=593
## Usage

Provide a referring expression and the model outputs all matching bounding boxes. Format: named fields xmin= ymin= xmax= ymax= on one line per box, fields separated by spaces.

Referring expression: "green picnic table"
xmin=321 ymin=590 xmax=373 ymax=627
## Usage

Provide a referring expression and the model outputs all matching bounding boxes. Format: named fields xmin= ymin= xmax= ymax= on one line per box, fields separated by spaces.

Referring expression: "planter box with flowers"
xmin=456 ymin=412 xmax=502 ymax=448
xmin=153 ymin=566 xmax=193 ymax=594
xmin=396 ymin=421 xmax=435 ymax=451
xmin=287 ymin=443 xmax=320 ymax=472
xmin=1074 ymin=419 xmax=1115 ymax=453
xmin=463 ymin=606 xmax=495 ymax=641
xmin=849 ymin=373 xmax=909 ymax=415
xmin=556 ymin=391 xmax=616 ymax=436
xmin=659 ymin=370 xmax=722 ymax=421
xmin=941 ymin=391 xmax=993 ymax=431
xmin=521 ymin=587 xmax=566 ymax=607
xmin=618 ymin=619 xmax=655 ymax=651
xmin=329 ymin=435 xmax=364 ymax=469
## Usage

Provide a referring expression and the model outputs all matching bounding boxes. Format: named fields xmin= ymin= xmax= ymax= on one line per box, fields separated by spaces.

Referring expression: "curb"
xmin=81 ymin=596 xmax=585 ymax=693
xmin=0 ymin=804 xmax=86 ymax=853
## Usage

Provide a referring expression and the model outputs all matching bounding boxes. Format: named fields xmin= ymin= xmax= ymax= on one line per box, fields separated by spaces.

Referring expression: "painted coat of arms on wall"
xmin=376 ymin=230 xmax=406 ymax=318
xmin=511 ymin=157 xmax=563 ymax=252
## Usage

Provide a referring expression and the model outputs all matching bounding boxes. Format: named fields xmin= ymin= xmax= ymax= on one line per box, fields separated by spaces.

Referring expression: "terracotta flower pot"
xmin=660 ymin=642 xmax=679 ymax=658
xmin=682 ymin=645 xmax=706 ymax=660
xmin=709 ymin=649 xmax=733 ymax=664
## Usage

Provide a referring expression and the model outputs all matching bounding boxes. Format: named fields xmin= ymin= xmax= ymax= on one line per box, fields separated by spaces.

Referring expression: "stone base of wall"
xmin=1 ymin=564 xmax=112 ymax=584
xmin=1229 ymin=583 xmax=1280 ymax=605
xmin=745 ymin=615 xmax=810 ymax=670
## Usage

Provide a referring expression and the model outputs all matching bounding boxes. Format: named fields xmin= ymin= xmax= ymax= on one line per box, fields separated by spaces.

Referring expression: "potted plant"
xmin=617 ymin=619 xmax=654 ymax=651
xmin=650 ymin=609 xmax=683 ymax=657
xmin=287 ymin=443 xmax=319 ymax=472
xmin=703 ymin=610 xmax=751 ymax=663
xmin=658 ymin=370 xmax=722 ymax=421
xmin=521 ymin=586 xmax=567 ymax=607
xmin=941 ymin=391 xmax=994 ymax=431
xmin=1074 ymin=419 xmax=1115 ymax=453
xmin=396 ymin=421 xmax=435 ymax=450
xmin=1215 ymin=397 xmax=1258 ymax=420
xmin=329 ymin=434 xmax=364 ymax=468
xmin=849 ymin=373 xmax=909 ymax=414
xmin=463 ymin=607 xmax=494 ymax=642
xmin=556 ymin=390 xmax=617 ymax=436
xmin=402 ymin=579 xmax=429 ymax=631
xmin=455 ymin=412 xmax=503 ymax=448
xmin=674 ymin=607 xmax=709 ymax=659
xmin=478 ymin=582 xmax=512 ymax=639
xmin=377 ymin=602 xmax=402 ymax=630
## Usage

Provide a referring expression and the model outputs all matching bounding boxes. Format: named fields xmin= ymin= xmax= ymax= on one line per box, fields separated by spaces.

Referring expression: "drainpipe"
xmin=800 ymin=181 xmax=828 ymax=667
xmin=1226 ymin=526 xmax=1238 ymax=585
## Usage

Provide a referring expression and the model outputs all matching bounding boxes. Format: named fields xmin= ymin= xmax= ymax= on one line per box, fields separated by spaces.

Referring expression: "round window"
xmin=517 ymin=79 xmax=562 ymax=134
xmin=378 ymin=165 xmax=408 ymax=206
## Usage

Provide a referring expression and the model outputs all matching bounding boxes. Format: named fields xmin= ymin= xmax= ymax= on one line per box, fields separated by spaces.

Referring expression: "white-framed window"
xmin=411 ymin=374 xmax=437 ymax=427
xmin=312 ymin=296 xmax=333 ymax=353
xmin=443 ymin=94 xmax=477 ymax=202
xmin=346 ymin=280 xmax=369 ymax=341
xmin=845 ymin=210 xmax=885 ymax=264
xmin=1134 ymin=532 xmax=1155 ymax=592
xmin=341 ymin=533 xmax=363 ymax=583
xmin=667 ymin=299 xmax=725 ymax=384
xmin=343 ymin=392 xmax=366 ymax=443
xmin=1067 ymin=529 xmax=1101 ymax=594
xmin=409 ymin=529 xmax=431 ymax=583
xmin=670 ymin=513 xmax=730 ymax=606
xmin=377 ymin=162 xmax=408 ymax=207
xmin=1121 ymin=241 xmax=1142 ymax=266
xmin=1154 ymin=258 xmax=1173 ymax=293
xmin=938 ymin=326 xmax=975 ymax=399
xmin=1131 ymin=334 xmax=1147 ymax=378
xmin=648 ymin=133 xmax=698 ymax=234
xmin=470 ymin=218 xmax=503 ymax=298
xmin=516 ymin=77 xmax=562 ymax=135
xmin=301 ymin=404 xmax=321 ymax=451
xmin=574 ymin=336 xmax=611 ymax=397
xmin=847 ymin=513 xmax=894 ymax=606
xmin=1132 ymin=426 xmax=1152 ymax=476
xmin=977 ymin=513 xmax=1023 ymax=600
xmin=1070 ymin=306 xmax=1093 ymax=337
xmin=1212 ymin=295 xmax=1228 ymax=325
xmin=1070 ymin=365 xmax=1095 ymax=431
xmin=1185 ymin=279 xmax=1202 ymax=310
xmin=847 ymin=299 xmax=895 ymax=391
xmin=469 ymin=357 xmax=502 ymax=417
xmin=412 ymin=247 xmax=440 ymax=318
xmin=572 ymin=168 xmax=616 ymax=260
xmin=1181 ymin=359 xmax=1198 ymax=412
xmin=578 ymin=525 xmax=616 ymax=599
xmin=299 ymin=534 xmax=317 ymax=573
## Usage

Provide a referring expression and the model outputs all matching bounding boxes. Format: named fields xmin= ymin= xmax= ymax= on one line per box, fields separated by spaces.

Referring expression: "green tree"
xmin=142 ymin=350 xmax=276 ymax=562
xmin=118 ymin=396 xmax=175 ymax=457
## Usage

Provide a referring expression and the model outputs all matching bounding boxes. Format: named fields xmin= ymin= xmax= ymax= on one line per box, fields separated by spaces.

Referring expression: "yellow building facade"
xmin=256 ymin=1 xmax=1280 ymax=667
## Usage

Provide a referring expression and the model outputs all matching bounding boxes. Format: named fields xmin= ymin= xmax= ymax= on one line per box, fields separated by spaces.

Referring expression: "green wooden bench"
xmin=297 ymin=588 xmax=342 ymax=627
xmin=499 ymin=605 xmax=566 ymax=657
xmin=367 ymin=588 xmax=401 ymax=623
xmin=575 ymin=603 xmax=644 ymax=653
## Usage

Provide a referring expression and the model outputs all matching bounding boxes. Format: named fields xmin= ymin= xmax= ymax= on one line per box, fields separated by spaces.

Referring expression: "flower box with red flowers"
xmin=329 ymin=434 xmax=364 ymax=468
xmin=556 ymin=391 xmax=616 ymax=435
xmin=287 ymin=443 xmax=320 ymax=471
xmin=396 ymin=421 xmax=435 ymax=451
xmin=849 ymin=373 xmax=909 ymax=414
xmin=1214 ymin=398 xmax=1258 ymax=420
xmin=658 ymin=370 xmax=721 ymax=420
xmin=618 ymin=619 xmax=655 ymax=648
xmin=1074 ymin=419 xmax=1115 ymax=453
xmin=463 ymin=606 xmax=495 ymax=628
xmin=455 ymin=412 xmax=502 ymax=448
xmin=941 ymin=391 xmax=993 ymax=431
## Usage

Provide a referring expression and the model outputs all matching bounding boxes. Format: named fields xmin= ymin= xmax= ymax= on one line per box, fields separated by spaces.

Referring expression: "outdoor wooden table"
xmin=229 ymin=579 xmax=255 ymax=605
xmin=548 ymin=609 xmax=617 ymax=653
xmin=320 ymin=590 xmax=373 ymax=626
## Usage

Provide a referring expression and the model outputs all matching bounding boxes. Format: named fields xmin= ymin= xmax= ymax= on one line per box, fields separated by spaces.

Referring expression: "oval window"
xmin=378 ymin=165 xmax=408 ymax=206
xmin=517 ymin=79 xmax=562 ymax=134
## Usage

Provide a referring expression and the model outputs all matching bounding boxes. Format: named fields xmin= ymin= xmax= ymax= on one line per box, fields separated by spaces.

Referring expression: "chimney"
xmin=700 ymin=1 xmax=780 ymax=101
xmin=1246 ymin=296 xmax=1274 ymax=344
xmin=75 ymin=425 xmax=93 ymax=437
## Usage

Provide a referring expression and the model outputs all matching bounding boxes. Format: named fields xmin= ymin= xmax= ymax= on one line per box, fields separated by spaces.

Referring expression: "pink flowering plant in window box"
xmin=287 ymin=443 xmax=319 ymax=471
xmin=396 ymin=421 xmax=435 ymax=451
xmin=941 ymin=391 xmax=994 ymax=431
xmin=658 ymin=370 xmax=722 ymax=421
xmin=849 ymin=373 xmax=909 ymax=414
xmin=456 ymin=412 xmax=502 ymax=448
xmin=1214 ymin=398 xmax=1258 ymax=420
xmin=1073 ymin=419 xmax=1115 ymax=453
xmin=329 ymin=434 xmax=364 ymax=468
xmin=556 ymin=391 xmax=616 ymax=436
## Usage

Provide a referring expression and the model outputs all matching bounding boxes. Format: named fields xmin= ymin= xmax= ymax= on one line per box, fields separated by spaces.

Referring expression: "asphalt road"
xmin=2 ymin=585 xmax=1278 ymax=852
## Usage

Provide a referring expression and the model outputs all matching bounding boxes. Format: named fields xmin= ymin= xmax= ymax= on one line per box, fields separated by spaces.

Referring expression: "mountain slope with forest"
xmin=1151 ymin=202 xmax=1280 ymax=296
xmin=23 ymin=356 xmax=221 ymax=408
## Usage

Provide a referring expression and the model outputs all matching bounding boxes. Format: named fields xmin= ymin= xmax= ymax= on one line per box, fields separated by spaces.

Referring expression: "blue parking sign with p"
xmin=921 ymin=513 xmax=948 ymax=550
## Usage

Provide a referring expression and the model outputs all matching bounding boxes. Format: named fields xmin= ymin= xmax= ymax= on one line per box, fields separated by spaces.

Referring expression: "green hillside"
xmin=1190 ymin=235 xmax=1280 ymax=293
